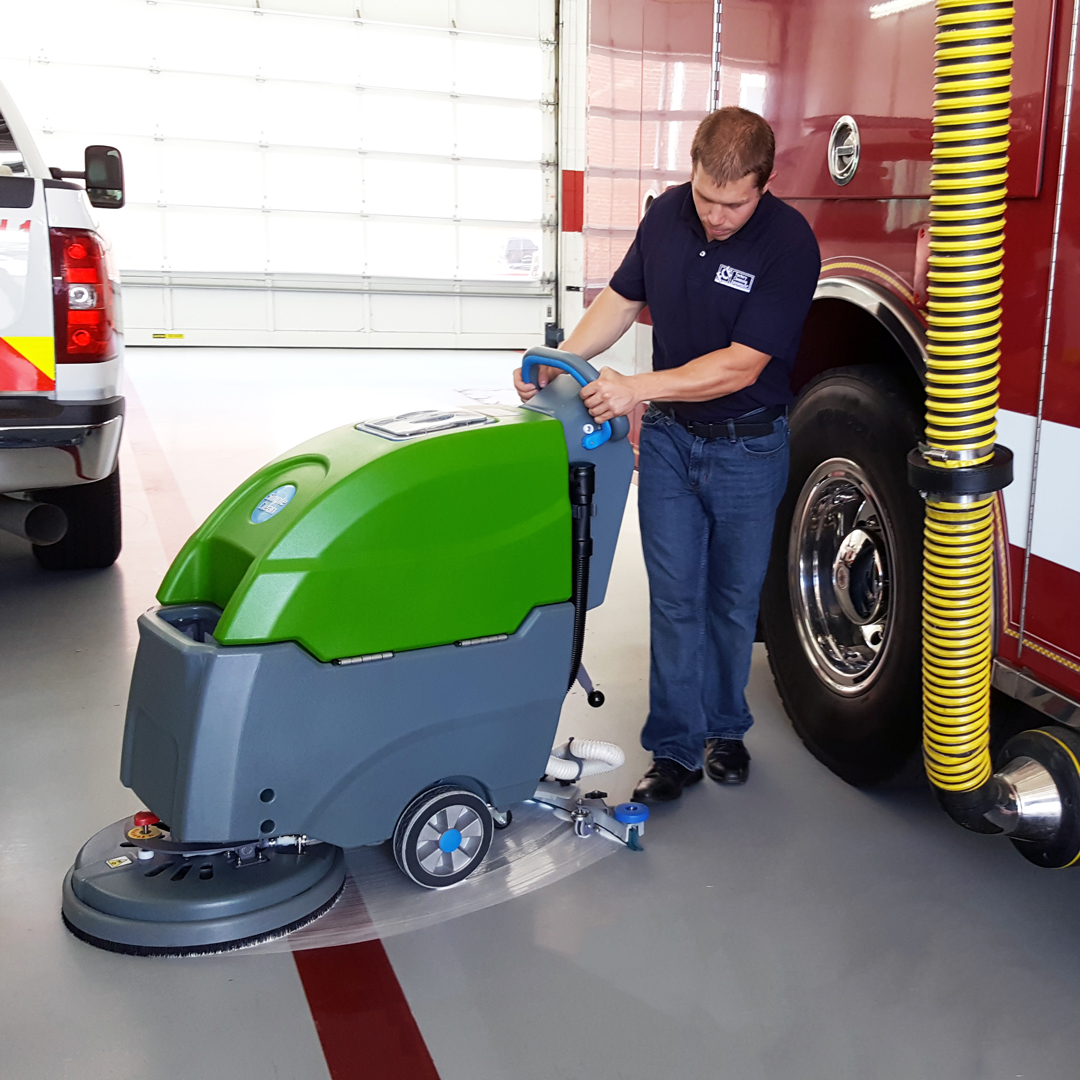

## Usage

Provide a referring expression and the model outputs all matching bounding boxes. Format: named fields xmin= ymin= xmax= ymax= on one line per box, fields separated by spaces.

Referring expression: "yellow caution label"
xmin=127 ymin=825 xmax=163 ymax=841
xmin=0 ymin=335 xmax=55 ymax=390
xmin=152 ymin=333 xmax=185 ymax=339
xmin=106 ymin=856 xmax=132 ymax=869
xmin=2 ymin=336 xmax=55 ymax=380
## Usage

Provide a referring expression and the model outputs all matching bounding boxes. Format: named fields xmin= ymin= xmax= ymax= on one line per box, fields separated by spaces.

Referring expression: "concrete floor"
xmin=3 ymin=348 xmax=1080 ymax=1079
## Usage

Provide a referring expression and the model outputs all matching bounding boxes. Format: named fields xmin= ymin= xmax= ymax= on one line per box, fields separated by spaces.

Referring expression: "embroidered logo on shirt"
xmin=714 ymin=264 xmax=755 ymax=293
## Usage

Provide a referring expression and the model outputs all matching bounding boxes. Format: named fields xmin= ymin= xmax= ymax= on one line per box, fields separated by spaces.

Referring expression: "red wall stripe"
xmin=294 ymin=941 xmax=440 ymax=1080
xmin=562 ymin=169 xmax=584 ymax=232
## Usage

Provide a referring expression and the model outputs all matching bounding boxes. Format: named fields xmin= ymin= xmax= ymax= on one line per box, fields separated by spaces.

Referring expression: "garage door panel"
xmin=274 ymin=291 xmax=365 ymax=333
xmin=171 ymin=289 xmax=267 ymax=331
xmin=2 ymin=0 xmax=554 ymax=346
xmin=370 ymin=294 xmax=456 ymax=333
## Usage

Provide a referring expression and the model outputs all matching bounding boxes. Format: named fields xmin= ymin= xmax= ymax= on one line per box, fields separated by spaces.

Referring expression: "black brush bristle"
xmin=61 ymin=881 xmax=345 ymax=958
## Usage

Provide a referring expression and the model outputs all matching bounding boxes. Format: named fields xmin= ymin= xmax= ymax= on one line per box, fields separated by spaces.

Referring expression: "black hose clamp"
xmin=563 ymin=737 xmax=587 ymax=782
xmin=906 ymin=444 xmax=1013 ymax=497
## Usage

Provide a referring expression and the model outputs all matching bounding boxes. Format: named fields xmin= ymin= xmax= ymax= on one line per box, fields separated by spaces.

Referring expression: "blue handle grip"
xmin=521 ymin=346 xmax=630 ymax=450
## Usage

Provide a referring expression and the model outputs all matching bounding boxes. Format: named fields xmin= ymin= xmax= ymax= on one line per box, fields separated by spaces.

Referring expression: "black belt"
xmin=652 ymin=402 xmax=785 ymax=440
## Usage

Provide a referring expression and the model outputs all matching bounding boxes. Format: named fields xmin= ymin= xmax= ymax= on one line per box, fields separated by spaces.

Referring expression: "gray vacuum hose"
xmin=545 ymin=739 xmax=626 ymax=781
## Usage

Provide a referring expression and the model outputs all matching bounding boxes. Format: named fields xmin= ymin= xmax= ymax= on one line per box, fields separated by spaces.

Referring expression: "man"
xmin=516 ymin=108 xmax=820 ymax=803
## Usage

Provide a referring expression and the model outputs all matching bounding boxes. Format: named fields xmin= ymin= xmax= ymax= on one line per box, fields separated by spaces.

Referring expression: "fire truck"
xmin=566 ymin=0 xmax=1080 ymax=865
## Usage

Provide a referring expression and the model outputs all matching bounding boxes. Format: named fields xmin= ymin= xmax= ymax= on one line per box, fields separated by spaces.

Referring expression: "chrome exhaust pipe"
xmin=984 ymin=757 xmax=1063 ymax=841
xmin=0 ymin=494 xmax=68 ymax=545
xmin=987 ymin=727 xmax=1080 ymax=868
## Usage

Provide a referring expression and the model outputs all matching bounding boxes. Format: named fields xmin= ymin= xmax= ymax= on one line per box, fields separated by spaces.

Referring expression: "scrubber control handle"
xmin=521 ymin=346 xmax=631 ymax=450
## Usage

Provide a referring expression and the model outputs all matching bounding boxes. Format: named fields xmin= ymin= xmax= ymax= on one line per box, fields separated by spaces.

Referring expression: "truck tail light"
xmin=49 ymin=228 xmax=119 ymax=364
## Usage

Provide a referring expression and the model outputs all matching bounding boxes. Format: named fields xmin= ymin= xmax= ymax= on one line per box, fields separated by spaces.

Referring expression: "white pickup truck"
xmin=0 ymin=77 xmax=125 ymax=569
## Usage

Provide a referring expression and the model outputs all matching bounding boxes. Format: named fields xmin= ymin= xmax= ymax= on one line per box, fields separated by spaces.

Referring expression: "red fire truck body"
xmin=573 ymin=0 xmax=1080 ymax=785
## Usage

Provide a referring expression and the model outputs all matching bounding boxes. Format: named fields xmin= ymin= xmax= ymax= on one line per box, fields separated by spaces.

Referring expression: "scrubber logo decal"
xmin=251 ymin=484 xmax=297 ymax=524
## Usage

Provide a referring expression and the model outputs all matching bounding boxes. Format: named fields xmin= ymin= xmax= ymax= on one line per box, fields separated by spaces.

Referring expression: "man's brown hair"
xmin=691 ymin=107 xmax=775 ymax=191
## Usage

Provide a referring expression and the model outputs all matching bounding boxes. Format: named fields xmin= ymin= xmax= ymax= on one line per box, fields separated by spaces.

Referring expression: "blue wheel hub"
xmin=613 ymin=802 xmax=650 ymax=825
xmin=439 ymin=828 xmax=463 ymax=853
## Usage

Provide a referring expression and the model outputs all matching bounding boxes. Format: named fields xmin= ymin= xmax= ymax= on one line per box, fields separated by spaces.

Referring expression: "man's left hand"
xmin=580 ymin=367 xmax=640 ymax=424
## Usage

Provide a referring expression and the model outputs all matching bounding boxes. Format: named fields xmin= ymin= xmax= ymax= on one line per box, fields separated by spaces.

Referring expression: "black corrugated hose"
xmin=567 ymin=463 xmax=595 ymax=691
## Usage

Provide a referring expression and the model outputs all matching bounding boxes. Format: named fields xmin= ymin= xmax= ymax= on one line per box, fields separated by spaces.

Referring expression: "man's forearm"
xmin=578 ymin=341 xmax=773 ymax=423
xmin=562 ymin=286 xmax=645 ymax=361
xmin=633 ymin=343 xmax=770 ymax=402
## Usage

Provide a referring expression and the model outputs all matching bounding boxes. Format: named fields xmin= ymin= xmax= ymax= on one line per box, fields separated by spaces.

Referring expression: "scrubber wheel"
xmin=393 ymin=786 xmax=494 ymax=888
xmin=61 ymin=818 xmax=345 ymax=956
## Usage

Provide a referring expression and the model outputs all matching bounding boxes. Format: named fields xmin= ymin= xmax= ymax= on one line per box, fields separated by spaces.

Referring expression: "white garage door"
xmin=0 ymin=0 xmax=558 ymax=347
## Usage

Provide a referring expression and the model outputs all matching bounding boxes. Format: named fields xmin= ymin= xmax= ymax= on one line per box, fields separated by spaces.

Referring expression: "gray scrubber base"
xmin=62 ymin=818 xmax=345 ymax=955
xmin=121 ymin=602 xmax=576 ymax=849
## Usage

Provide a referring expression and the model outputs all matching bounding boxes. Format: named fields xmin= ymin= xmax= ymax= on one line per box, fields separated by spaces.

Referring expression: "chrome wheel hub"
xmin=416 ymin=804 xmax=485 ymax=877
xmin=832 ymin=528 xmax=886 ymax=626
xmin=789 ymin=459 xmax=895 ymax=694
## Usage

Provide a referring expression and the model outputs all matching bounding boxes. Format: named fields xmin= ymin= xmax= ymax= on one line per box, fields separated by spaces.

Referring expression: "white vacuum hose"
xmin=544 ymin=738 xmax=625 ymax=781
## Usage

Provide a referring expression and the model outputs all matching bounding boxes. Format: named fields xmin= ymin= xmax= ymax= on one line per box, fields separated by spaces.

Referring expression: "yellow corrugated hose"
xmin=922 ymin=0 xmax=1013 ymax=798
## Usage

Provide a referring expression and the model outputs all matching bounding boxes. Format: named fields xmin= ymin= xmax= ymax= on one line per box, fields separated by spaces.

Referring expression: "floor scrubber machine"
xmin=62 ymin=348 xmax=642 ymax=955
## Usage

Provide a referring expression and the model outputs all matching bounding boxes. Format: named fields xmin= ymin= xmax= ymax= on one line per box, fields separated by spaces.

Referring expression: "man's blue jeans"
xmin=636 ymin=405 xmax=790 ymax=770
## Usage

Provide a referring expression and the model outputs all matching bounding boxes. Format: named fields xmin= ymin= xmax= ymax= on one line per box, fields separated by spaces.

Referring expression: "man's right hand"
xmin=513 ymin=288 xmax=645 ymax=402
xmin=513 ymin=364 xmax=561 ymax=402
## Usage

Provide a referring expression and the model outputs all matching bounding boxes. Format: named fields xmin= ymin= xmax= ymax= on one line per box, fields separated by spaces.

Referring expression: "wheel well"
xmin=437 ymin=775 xmax=491 ymax=803
xmin=792 ymin=298 xmax=923 ymax=400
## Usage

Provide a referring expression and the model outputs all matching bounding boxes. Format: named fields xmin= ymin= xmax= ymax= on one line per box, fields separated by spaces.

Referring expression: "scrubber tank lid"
xmin=357 ymin=409 xmax=496 ymax=440
xmin=156 ymin=407 xmax=572 ymax=662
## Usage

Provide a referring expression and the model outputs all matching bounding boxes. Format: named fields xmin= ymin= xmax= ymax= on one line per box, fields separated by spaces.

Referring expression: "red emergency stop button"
xmin=127 ymin=810 xmax=163 ymax=842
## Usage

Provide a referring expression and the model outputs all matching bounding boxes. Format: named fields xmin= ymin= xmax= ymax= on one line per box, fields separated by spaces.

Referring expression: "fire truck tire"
xmin=31 ymin=467 xmax=122 ymax=571
xmin=761 ymin=365 xmax=925 ymax=787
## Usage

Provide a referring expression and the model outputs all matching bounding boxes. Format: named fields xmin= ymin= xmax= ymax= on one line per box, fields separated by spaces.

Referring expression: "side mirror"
xmin=84 ymin=145 xmax=124 ymax=209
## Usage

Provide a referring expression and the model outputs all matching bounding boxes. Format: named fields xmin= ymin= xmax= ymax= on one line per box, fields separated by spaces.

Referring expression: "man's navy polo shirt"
xmin=609 ymin=182 xmax=820 ymax=423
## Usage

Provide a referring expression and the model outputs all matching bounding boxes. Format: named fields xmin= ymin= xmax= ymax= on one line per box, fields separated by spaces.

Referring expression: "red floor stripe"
xmin=294 ymin=940 xmax=440 ymax=1080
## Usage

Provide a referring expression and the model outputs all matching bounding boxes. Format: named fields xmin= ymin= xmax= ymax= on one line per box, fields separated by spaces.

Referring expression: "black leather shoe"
xmin=632 ymin=758 xmax=704 ymax=802
xmin=705 ymin=738 xmax=750 ymax=784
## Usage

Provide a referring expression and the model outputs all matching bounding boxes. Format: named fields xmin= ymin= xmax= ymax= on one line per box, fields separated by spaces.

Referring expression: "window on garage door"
xmin=0 ymin=0 xmax=557 ymax=283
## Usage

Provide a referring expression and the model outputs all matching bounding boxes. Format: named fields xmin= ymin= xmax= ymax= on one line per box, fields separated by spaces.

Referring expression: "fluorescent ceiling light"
xmin=869 ymin=0 xmax=933 ymax=19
